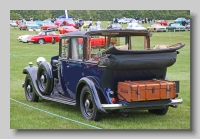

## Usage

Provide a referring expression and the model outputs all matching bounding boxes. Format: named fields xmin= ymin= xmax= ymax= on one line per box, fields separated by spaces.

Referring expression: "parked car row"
xmin=147 ymin=22 xmax=189 ymax=32
xmin=17 ymin=22 xmax=190 ymax=44
xmin=106 ymin=22 xmax=189 ymax=32
xmin=18 ymin=21 xmax=40 ymax=31
xmin=16 ymin=17 xmax=190 ymax=44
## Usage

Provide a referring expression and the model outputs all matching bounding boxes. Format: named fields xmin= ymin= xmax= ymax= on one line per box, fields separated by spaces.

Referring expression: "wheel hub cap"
xmin=40 ymin=75 xmax=46 ymax=83
xmin=27 ymin=85 xmax=32 ymax=92
xmin=85 ymin=99 xmax=91 ymax=109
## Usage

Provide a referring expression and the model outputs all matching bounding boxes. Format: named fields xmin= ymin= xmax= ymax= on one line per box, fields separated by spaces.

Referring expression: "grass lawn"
xmin=10 ymin=22 xmax=190 ymax=129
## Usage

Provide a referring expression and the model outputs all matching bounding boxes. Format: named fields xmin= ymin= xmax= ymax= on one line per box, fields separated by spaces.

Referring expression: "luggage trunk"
xmin=117 ymin=79 xmax=176 ymax=102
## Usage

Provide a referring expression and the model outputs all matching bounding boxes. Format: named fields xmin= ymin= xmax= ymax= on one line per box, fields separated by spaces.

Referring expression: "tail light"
xmin=111 ymin=98 xmax=117 ymax=103
xmin=105 ymin=88 xmax=117 ymax=104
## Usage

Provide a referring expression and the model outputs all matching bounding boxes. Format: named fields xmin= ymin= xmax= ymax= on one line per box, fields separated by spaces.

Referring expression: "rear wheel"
xmin=80 ymin=85 xmax=101 ymax=121
xmin=38 ymin=39 xmax=45 ymax=44
xmin=24 ymin=74 xmax=39 ymax=102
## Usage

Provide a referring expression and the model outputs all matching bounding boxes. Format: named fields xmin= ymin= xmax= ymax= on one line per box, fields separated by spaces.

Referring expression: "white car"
xmin=118 ymin=18 xmax=136 ymax=24
xmin=126 ymin=23 xmax=147 ymax=30
xmin=17 ymin=35 xmax=32 ymax=43
xmin=86 ymin=26 xmax=102 ymax=31
xmin=10 ymin=20 xmax=18 ymax=27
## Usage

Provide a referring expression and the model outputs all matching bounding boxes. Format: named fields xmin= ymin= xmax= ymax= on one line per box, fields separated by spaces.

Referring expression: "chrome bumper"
xmin=101 ymin=98 xmax=183 ymax=110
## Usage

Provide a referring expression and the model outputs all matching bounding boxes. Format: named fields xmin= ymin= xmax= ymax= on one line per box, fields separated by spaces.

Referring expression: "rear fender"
xmin=22 ymin=66 xmax=41 ymax=96
xmin=76 ymin=76 xmax=109 ymax=113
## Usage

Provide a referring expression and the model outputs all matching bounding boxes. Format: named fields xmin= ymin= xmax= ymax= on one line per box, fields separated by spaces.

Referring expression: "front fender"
xmin=76 ymin=76 xmax=109 ymax=113
xmin=22 ymin=66 xmax=41 ymax=96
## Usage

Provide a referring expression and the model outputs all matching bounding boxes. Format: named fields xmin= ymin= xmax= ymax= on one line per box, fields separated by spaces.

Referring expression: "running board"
xmin=41 ymin=95 xmax=76 ymax=106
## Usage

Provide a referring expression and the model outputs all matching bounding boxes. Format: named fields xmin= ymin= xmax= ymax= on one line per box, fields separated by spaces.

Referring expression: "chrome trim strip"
xmin=101 ymin=104 xmax=122 ymax=108
xmin=171 ymin=98 xmax=183 ymax=103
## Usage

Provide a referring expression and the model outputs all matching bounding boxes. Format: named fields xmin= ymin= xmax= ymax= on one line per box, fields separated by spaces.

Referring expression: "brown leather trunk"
xmin=117 ymin=79 xmax=176 ymax=102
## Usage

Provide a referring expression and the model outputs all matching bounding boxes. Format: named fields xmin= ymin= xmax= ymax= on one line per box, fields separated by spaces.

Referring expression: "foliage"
xmin=10 ymin=10 xmax=190 ymax=21
xmin=10 ymin=11 xmax=23 ymax=20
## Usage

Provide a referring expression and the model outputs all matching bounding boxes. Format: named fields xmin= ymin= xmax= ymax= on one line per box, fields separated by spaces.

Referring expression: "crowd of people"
xmin=73 ymin=17 xmax=102 ymax=31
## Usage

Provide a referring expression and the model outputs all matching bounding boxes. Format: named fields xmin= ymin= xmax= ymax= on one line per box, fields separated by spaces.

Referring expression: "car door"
xmin=45 ymin=32 xmax=54 ymax=42
xmin=59 ymin=37 xmax=85 ymax=98
xmin=59 ymin=37 xmax=105 ymax=98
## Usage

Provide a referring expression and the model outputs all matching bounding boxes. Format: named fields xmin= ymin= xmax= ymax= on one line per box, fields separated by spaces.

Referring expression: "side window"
xmin=111 ymin=37 xmax=129 ymax=50
xmin=89 ymin=36 xmax=107 ymax=61
xmin=61 ymin=38 xmax=69 ymax=58
xmin=71 ymin=38 xmax=83 ymax=60
xmin=47 ymin=32 xmax=53 ymax=35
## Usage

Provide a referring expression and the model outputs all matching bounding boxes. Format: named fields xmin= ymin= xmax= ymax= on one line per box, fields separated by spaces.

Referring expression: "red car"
xmin=78 ymin=37 xmax=117 ymax=48
xmin=58 ymin=26 xmax=78 ymax=34
xmin=41 ymin=22 xmax=58 ymax=30
xmin=156 ymin=20 xmax=169 ymax=26
xmin=54 ymin=18 xmax=76 ymax=27
xmin=27 ymin=30 xmax=60 ymax=44
xmin=65 ymin=19 xmax=76 ymax=27
xmin=54 ymin=18 xmax=67 ymax=26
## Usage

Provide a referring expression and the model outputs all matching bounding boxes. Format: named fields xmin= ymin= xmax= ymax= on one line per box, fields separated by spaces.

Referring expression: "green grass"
xmin=10 ymin=22 xmax=190 ymax=129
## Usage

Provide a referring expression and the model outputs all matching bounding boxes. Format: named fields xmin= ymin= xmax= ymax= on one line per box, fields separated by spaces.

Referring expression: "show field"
xmin=10 ymin=22 xmax=190 ymax=129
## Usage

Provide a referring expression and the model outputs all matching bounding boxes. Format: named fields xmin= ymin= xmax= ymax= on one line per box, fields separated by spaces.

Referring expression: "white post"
xmin=65 ymin=10 xmax=68 ymax=19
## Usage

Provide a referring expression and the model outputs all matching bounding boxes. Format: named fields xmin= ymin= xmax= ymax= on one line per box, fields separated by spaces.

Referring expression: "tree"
xmin=10 ymin=10 xmax=190 ymax=21
xmin=10 ymin=11 xmax=22 ymax=20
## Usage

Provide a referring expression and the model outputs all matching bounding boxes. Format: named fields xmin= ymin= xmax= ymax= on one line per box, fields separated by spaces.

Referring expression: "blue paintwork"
xmin=60 ymin=59 xmax=105 ymax=98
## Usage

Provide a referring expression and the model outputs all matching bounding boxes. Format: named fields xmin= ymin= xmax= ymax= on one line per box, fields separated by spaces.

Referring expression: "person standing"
xmin=114 ymin=18 xmax=118 ymax=23
xmin=107 ymin=22 xmax=111 ymax=29
xmin=182 ymin=20 xmax=186 ymax=26
xmin=96 ymin=19 xmax=101 ymax=29
xmin=63 ymin=20 xmax=67 ymax=26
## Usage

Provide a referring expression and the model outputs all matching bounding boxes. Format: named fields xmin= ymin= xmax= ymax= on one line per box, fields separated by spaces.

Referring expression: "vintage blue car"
xmin=22 ymin=29 xmax=184 ymax=121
